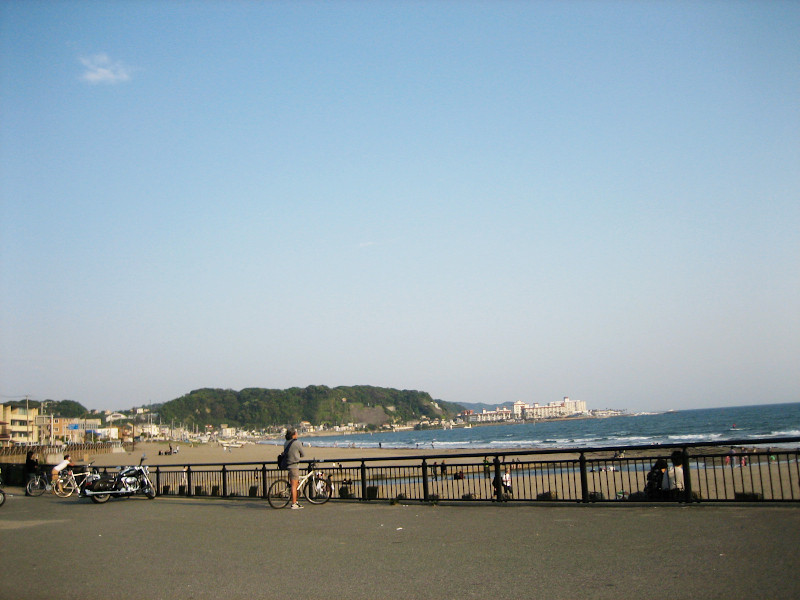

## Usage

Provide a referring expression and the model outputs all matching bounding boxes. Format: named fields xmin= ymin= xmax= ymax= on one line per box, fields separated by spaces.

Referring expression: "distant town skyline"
xmin=2 ymin=2 xmax=798 ymax=413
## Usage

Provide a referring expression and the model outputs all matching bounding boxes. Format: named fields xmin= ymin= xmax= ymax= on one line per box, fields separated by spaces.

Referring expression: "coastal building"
xmin=31 ymin=415 xmax=103 ymax=444
xmin=523 ymin=397 xmax=587 ymax=420
xmin=0 ymin=404 xmax=40 ymax=446
xmin=463 ymin=397 xmax=588 ymax=424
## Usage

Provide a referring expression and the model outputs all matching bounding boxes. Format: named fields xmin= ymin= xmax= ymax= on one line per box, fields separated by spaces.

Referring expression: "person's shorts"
xmin=287 ymin=466 xmax=300 ymax=481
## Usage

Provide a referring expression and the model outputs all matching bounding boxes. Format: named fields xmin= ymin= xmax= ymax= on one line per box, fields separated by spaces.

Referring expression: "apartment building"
xmin=0 ymin=404 xmax=40 ymax=445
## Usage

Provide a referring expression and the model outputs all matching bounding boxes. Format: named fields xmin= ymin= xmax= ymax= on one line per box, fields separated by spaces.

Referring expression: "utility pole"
xmin=25 ymin=395 xmax=30 ymax=442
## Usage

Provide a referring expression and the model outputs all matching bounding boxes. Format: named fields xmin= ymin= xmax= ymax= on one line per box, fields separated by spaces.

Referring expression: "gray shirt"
xmin=284 ymin=438 xmax=304 ymax=467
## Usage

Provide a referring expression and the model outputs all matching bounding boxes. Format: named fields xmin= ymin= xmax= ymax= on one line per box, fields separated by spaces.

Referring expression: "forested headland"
xmin=156 ymin=386 xmax=464 ymax=429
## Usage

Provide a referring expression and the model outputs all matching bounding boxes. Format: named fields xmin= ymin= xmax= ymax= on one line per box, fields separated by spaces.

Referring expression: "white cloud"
xmin=79 ymin=53 xmax=132 ymax=84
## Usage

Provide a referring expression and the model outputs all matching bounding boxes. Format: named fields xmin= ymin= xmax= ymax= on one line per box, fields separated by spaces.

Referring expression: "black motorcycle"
xmin=84 ymin=455 xmax=156 ymax=504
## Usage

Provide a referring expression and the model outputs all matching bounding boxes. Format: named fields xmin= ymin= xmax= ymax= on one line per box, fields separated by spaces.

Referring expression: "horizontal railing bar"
xmin=145 ymin=436 xmax=800 ymax=468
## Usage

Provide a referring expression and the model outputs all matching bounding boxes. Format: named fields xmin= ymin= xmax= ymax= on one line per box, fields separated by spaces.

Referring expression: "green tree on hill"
xmin=156 ymin=385 xmax=462 ymax=429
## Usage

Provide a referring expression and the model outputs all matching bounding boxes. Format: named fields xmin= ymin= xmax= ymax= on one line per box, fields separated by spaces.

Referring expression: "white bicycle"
xmin=267 ymin=461 xmax=332 ymax=508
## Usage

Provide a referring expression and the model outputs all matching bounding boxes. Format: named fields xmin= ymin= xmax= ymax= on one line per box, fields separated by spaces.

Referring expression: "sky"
xmin=1 ymin=1 xmax=798 ymax=414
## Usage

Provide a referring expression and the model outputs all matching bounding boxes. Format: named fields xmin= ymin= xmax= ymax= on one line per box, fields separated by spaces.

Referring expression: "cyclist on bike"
xmin=284 ymin=429 xmax=305 ymax=509
xmin=51 ymin=454 xmax=74 ymax=494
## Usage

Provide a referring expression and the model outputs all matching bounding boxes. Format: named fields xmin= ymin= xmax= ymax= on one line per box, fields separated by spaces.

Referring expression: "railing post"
xmin=493 ymin=456 xmax=502 ymax=502
xmin=221 ymin=465 xmax=228 ymax=498
xmin=155 ymin=466 xmax=161 ymax=496
xmin=682 ymin=447 xmax=693 ymax=503
xmin=186 ymin=466 xmax=193 ymax=497
xmin=421 ymin=459 xmax=429 ymax=502
xmin=260 ymin=464 xmax=268 ymax=499
xmin=579 ymin=452 xmax=589 ymax=503
xmin=360 ymin=461 xmax=368 ymax=501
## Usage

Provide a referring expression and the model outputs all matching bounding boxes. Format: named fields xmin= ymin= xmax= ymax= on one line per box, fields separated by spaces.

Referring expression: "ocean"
xmin=301 ymin=402 xmax=800 ymax=451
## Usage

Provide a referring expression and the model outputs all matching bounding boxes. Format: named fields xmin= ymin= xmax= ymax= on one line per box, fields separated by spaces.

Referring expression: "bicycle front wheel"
xmin=27 ymin=477 xmax=47 ymax=496
xmin=304 ymin=475 xmax=332 ymax=505
xmin=267 ymin=479 xmax=291 ymax=509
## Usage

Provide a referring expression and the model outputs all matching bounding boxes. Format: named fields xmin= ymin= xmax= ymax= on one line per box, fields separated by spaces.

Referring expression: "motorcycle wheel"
xmin=145 ymin=485 xmax=156 ymax=499
xmin=0 ymin=489 xmax=5 ymax=507
xmin=90 ymin=493 xmax=111 ymax=504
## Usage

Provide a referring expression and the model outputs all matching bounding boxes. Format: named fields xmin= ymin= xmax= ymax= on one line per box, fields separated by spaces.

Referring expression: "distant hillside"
xmin=457 ymin=401 xmax=514 ymax=413
xmin=5 ymin=399 xmax=90 ymax=418
xmin=157 ymin=386 xmax=463 ymax=429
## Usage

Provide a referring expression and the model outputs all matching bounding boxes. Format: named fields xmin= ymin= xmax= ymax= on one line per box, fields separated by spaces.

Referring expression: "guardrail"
xmin=146 ymin=437 xmax=800 ymax=504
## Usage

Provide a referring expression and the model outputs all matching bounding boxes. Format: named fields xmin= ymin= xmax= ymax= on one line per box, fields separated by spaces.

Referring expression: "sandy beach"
xmin=84 ymin=439 xmax=489 ymax=468
xmin=81 ymin=438 xmax=732 ymax=468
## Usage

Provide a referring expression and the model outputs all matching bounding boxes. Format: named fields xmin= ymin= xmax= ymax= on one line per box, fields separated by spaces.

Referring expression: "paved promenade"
xmin=1 ymin=489 xmax=799 ymax=600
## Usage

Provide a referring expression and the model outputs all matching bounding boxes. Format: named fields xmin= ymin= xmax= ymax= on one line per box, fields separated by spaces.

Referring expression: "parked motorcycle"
xmin=84 ymin=454 xmax=156 ymax=504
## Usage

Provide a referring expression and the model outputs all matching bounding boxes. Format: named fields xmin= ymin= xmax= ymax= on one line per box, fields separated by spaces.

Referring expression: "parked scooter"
xmin=84 ymin=454 xmax=156 ymax=504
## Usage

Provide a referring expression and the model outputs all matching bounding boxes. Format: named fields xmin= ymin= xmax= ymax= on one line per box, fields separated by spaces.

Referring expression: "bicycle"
xmin=26 ymin=469 xmax=53 ymax=496
xmin=267 ymin=461 xmax=332 ymax=509
xmin=53 ymin=463 xmax=98 ymax=498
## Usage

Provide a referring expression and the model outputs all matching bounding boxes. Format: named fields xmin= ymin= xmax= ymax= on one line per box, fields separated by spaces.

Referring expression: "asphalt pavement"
xmin=1 ymin=488 xmax=798 ymax=600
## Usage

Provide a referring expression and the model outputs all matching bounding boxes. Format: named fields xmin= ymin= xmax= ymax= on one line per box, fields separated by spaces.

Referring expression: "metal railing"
xmin=144 ymin=437 xmax=800 ymax=504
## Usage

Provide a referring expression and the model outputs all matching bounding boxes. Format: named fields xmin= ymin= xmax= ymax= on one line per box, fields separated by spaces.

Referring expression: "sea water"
xmin=303 ymin=402 xmax=800 ymax=450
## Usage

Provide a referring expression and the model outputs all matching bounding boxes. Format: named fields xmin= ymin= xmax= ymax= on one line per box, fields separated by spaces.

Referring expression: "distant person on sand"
xmin=501 ymin=467 xmax=512 ymax=496
xmin=284 ymin=428 xmax=305 ymax=510
xmin=483 ymin=456 xmax=490 ymax=478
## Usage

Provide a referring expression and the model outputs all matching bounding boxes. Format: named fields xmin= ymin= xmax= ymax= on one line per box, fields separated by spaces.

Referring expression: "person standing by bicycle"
xmin=24 ymin=451 xmax=39 ymax=496
xmin=51 ymin=454 xmax=74 ymax=494
xmin=284 ymin=429 xmax=304 ymax=510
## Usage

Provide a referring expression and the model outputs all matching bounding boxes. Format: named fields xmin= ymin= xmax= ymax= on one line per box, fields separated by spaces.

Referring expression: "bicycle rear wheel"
xmin=27 ymin=477 xmax=47 ymax=496
xmin=304 ymin=475 xmax=332 ymax=504
xmin=267 ymin=479 xmax=291 ymax=509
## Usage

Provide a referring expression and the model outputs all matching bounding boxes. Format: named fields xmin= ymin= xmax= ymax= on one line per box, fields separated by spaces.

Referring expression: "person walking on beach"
xmin=284 ymin=429 xmax=305 ymax=509
xmin=501 ymin=467 xmax=513 ymax=497
xmin=483 ymin=457 xmax=490 ymax=478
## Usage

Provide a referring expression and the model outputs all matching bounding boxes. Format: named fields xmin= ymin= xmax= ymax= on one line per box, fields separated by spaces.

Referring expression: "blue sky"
xmin=1 ymin=1 xmax=798 ymax=413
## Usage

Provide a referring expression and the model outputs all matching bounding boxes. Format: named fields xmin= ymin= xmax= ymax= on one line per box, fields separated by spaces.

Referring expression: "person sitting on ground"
xmin=643 ymin=458 xmax=668 ymax=499
xmin=662 ymin=451 xmax=685 ymax=500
